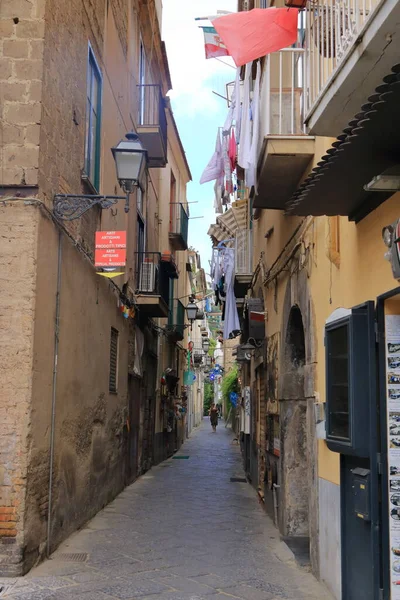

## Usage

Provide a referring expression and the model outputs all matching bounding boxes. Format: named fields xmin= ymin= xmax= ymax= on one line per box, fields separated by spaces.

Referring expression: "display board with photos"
xmin=386 ymin=315 xmax=400 ymax=598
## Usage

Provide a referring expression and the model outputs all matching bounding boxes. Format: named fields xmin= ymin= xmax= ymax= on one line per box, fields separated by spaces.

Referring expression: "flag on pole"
xmin=200 ymin=26 xmax=230 ymax=59
xmin=210 ymin=8 xmax=299 ymax=67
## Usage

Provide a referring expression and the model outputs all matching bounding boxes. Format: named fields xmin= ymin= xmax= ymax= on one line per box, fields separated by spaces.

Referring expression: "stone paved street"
xmin=0 ymin=421 xmax=333 ymax=600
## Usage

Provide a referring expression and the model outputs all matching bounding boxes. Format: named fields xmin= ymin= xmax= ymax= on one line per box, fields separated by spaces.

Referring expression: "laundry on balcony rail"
xmin=210 ymin=244 xmax=240 ymax=341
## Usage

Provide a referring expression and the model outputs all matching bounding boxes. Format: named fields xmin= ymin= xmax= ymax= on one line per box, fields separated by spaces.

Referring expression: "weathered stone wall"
xmin=0 ymin=0 xmax=45 ymax=186
xmin=0 ymin=202 xmax=39 ymax=574
xmin=24 ymin=211 xmax=130 ymax=565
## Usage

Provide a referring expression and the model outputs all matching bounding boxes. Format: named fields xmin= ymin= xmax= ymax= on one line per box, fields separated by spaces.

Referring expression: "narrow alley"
xmin=1 ymin=422 xmax=331 ymax=600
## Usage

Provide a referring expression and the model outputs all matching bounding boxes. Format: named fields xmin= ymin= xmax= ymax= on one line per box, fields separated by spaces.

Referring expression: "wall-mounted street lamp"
xmin=54 ymin=132 xmax=148 ymax=221
xmin=202 ymin=338 xmax=210 ymax=353
xmin=112 ymin=132 xmax=147 ymax=194
xmin=185 ymin=296 xmax=198 ymax=330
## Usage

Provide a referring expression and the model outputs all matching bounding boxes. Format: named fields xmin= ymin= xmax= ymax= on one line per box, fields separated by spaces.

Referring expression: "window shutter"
xmin=109 ymin=328 xmax=119 ymax=393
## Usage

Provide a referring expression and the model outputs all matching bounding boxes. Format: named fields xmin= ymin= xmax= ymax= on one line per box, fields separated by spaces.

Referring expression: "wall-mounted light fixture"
xmin=54 ymin=132 xmax=148 ymax=221
xmin=382 ymin=219 xmax=400 ymax=280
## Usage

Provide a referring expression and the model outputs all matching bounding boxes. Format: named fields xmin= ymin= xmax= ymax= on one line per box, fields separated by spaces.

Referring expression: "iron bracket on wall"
xmin=54 ymin=193 xmax=129 ymax=221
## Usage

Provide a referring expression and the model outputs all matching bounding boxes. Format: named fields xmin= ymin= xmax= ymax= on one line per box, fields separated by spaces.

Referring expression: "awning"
xmin=286 ymin=64 xmax=400 ymax=222
xmin=216 ymin=199 xmax=248 ymax=234
xmin=207 ymin=223 xmax=234 ymax=246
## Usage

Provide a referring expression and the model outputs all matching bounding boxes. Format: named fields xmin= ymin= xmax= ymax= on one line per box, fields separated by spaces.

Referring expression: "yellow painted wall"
xmin=253 ymin=190 xmax=400 ymax=485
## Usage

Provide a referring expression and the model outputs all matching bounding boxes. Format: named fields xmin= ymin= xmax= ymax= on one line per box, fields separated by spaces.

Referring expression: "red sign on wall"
xmin=95 ymin=231 xmax=127 ymax=249
xmin=95 ymin=248 xmax=127 ymax=267
xmin=95 ymin=230 xmax=127 ymax=268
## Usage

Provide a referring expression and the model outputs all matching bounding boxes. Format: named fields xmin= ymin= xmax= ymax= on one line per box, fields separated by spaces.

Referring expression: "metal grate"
xmin=172 ymin=456 xmax=189 ymax=460
xmin=109 ymin=328 xmax=119 ymax=393
xmin=230 ymin=477 xmax=247 ymax=483
xmin=53 ymin=553 xmax=88 ymax=562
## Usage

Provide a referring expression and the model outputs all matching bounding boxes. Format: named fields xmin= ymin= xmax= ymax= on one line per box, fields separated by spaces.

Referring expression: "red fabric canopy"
xmin=211 ymin=8 xmax=299 ymax=67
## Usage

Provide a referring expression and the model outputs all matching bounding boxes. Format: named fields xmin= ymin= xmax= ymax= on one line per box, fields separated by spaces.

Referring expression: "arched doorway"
xmin=279 ymin=305 xmax=309 ymax=538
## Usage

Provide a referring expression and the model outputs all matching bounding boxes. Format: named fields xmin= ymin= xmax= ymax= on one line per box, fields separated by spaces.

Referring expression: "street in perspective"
xmin=0 ymin=422 xmax=332 ymax=600
xmin=0 ymin=0 xmax=400 ymax=599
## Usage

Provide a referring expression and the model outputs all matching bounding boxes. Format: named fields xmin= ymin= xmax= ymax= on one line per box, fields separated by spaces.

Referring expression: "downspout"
xmin=46 ymin=230 xmax=62 ymax=558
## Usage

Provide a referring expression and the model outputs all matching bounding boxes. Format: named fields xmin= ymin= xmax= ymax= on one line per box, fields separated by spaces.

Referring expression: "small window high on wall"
xmin=84 ymin=45 xmax=102 ymax=191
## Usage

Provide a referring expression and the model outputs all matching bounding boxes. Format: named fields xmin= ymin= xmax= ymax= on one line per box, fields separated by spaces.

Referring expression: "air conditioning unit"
xmin=139 ymin=262 xmax=157 ymax=293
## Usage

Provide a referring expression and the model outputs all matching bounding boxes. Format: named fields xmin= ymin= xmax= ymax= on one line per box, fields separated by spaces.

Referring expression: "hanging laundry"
xmin=223 ymin=133 xmax=233 ymax=195
xmin=214 ymin=179 xmax=223 ymax=214
xmin=238 ymin=62 xmax=252 ymax=171
xmin=233 ymin=67 xmax=242 ymax=144
xmin=229 ymin=128 xmax=236 ymax=172
xmin=200 ymin=129 xmax=224 ymax=184
xmin=222 ymin=248 xmax=240 ymax=340
xmin=246 ymin=61 xmax=261 ymax=192
xmin=210 ymin=8 xmax=299 ymax=67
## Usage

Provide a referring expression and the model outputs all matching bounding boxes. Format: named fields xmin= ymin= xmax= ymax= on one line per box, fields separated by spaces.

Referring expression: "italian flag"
xmin=201 ymin=26 xmax=230 ymax=60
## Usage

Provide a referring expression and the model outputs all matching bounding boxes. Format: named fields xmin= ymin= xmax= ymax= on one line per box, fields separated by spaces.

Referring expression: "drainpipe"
xmin=46 ymin=230 xmax=62 ymax=558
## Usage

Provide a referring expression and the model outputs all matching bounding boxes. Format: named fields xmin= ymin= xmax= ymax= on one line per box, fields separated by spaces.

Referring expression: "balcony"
xmin=304 ymin=0 xmax=400 ymax=135
xmin=137 ymin=84 xmax=167 ymax=168
xmin=134 ymin=252 xmax=169 ymax=318
xmin=255 ymin=47 xmax=315 ymax=211
xmin=192 ymin=344 xmax=204 ymax=366
xmin=169 ymin=203 xmax=189 ymax=251
xmin=167 ymin=300 xmax=185 ymax=342
xmin=234 ymin=229 xmax=253 ymax=298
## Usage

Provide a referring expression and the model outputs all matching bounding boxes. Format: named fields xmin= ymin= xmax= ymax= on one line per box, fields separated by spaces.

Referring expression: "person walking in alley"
xmin=209 ymin=402 xmax=219 ymax=432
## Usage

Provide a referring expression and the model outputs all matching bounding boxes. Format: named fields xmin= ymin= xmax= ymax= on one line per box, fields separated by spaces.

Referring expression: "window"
xmin=325 ymin=304 xmax=373 ymax=455
xmin=326 ymin=324 xmax=349 ymax=440
xmin=109 ymin=328 xmax=119 ymax=393
xmin=137 ymin=187 xmax=143 ymax=217
xmin=169 ymin=171 xmax=176 ymax=232
xmin=85 ymin=46 xmax=102 ymax=191
xmin=137 ymin=213 xmax=145 ymax=256
xmin=259 ymin=0 xmax=267 ymax=7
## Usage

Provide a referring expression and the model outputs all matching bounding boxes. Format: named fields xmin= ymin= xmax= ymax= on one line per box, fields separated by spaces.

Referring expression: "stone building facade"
xmin=0 ymin=0 xmax=191 ymax=576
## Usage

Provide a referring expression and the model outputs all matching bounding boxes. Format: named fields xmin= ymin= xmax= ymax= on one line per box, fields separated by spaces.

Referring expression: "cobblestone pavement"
xmin=0 ymin=420 xmax=333 ymax=600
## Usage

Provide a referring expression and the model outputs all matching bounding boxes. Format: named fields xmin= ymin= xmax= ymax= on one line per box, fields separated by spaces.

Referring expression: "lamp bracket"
xmin=54 ymin=194 xmax=128 ymax=221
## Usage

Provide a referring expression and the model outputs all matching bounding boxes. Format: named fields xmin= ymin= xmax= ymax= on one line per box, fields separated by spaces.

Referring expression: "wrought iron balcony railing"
xmin=137 ymin=84 xmax=167 ymax=168
xmin=169 ymin=203 xmax=189 ymax=251
xmin=167 ymin=299 xmax=185 ymax=341
xmin=263 ymin=47 xmax=307 ymax=136
xmin=304 ymin=0 xmax=380 ymax=116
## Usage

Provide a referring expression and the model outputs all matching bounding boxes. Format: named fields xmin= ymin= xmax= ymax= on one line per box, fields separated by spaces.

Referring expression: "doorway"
xmin=280 ymin=305 xmax=309 ymax=539
xmin=126 ymin=375 xmax=142 ymax=484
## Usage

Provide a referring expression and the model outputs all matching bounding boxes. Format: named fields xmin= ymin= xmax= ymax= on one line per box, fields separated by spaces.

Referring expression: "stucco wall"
xmin=24 ymin=213 xmax=131 ymax=565
xmin=319 ymin=478 xmax=341 ymax=599
xmin=252 ymin=177 xmax=400 ymax=581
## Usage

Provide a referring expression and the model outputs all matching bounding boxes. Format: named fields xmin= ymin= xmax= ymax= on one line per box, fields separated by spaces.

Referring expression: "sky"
xmin=162 ymin=0 xmax=237 ymax=273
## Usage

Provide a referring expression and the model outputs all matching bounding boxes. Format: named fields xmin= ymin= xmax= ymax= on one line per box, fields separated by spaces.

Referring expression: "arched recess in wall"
xmin=277 ymin=267 xmax=319 ymax=575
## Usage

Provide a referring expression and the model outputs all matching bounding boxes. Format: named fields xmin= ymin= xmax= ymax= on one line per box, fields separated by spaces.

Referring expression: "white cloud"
xmin=162 ymin=0 xmax=237 ymax=116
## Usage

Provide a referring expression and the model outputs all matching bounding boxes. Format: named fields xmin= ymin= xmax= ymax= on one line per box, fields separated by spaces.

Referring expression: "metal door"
xmin=340 ymin=301 xmax=381 ymax=600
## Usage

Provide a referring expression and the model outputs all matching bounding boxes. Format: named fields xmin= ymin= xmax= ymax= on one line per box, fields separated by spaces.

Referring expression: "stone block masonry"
xmin=0 ymin=202 xmax=40 ymax=575
xmin=0 ymin=0 xmax=45 ymax=187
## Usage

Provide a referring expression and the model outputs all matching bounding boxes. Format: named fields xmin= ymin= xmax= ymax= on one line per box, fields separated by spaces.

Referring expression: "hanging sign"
xmin=95 ymin=231 xmax=127 ymax=249
xmin=385 ymin=314 xmax=400 ymax=599
xmin=95 ymin=248 xmax=126 ymax=267
xmin=95 ymin=230 xmax=127 ymax=268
